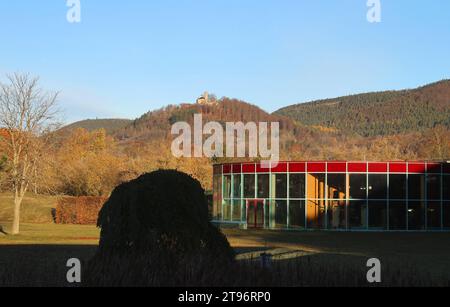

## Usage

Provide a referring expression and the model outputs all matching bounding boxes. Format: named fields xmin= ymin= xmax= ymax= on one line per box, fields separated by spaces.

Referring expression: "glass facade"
xmin=213 ymin=162 xmax=450 ymax=231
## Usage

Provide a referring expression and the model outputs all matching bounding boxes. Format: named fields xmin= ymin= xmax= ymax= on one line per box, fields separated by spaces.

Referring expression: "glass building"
xmin=212 ymin=161 xmax=450 ymax=231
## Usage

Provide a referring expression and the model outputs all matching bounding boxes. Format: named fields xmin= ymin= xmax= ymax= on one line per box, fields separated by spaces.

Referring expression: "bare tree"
xmin=0 ymin=73 xmax=59 ymax=235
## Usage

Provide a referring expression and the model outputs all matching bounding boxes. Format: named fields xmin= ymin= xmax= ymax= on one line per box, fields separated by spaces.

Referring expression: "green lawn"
xmin=0 ymin=192 xmax=57 ymax=224
xmin=0 ymin=223 xmax=99 ymax=245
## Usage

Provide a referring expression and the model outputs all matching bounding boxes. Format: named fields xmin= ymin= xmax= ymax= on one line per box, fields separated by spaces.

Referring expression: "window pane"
xmin=389 ymin=201 xmax=406 ymax=230
xmin=224 ymin=175 xmax=232 ymax=199
xmin=257 ymin=174 xmax=269 ymax=198
xmin=368 ymin=174 xmax=387 ymax=200
xmin=427 ymin=201 xmax=441 ymax=229
xmin=233 ymin=175 xmax=241 ymax=198
xmin=213 ymin=176 xmax=222 ymax=220
xmin=290 ymin=174 xmax=305 ymax=199
xmin=307 ymin=174 xmax=326 ymax=199
xmin=223 ymin=200 xmax=231 ymax=221
xmin=349 ymin=175 xmax=367 ymax=199
xmin=328 ymin=200 xmax=346 ymax=229
xmin=369 ymin=201 xmax=387 ymax=230
xmin=232 ymin=200 xmax=242 ymax=222
xmin=444 ymin=202 xmax=450 ymax=229
xmin=264 ymin=201 xmax=270 ymax=228
xmin=307 ymin=200 xmax=326 ymax=229
xmin=349 ymin=201 xmax=367 ymax=229
xmin=274 ymin=200 xmax=287 ymax=228
xmin=289 ymin=200 xmax=305 ymax=228
xmin=274 ymin=174 xmax=287 ymax=199
xmin=408 ymin=201 xmax=425 ymax=230
xmin=243 ymin=174 xmax=256 ymax=198
xmin=427 ymin=175 xmax=441 ymax=200
xmin=408 ymin=174 xmax=425 ymax=200
xmin=327 ymin=174 xmax=346 ymax=200
xmin=389 ymin=174 xmax=406 ymax=200
xmin=444 ymin=176 xmax=449 ymax=200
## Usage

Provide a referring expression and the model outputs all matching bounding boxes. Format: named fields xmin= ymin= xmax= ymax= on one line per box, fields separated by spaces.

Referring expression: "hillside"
xmin=111 ymin=94 xmax=448 ymax=162
xmin=114 ymin=97 xmax=305 ymax=147
xmin=275 ymin=80 xmax=450 ymax=137
xmin=62 ymin=119 xmax=132 ymax=134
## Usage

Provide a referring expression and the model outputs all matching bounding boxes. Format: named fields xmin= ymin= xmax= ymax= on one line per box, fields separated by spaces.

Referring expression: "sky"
xmin=0 ymin=0 xmax=449 ymax=124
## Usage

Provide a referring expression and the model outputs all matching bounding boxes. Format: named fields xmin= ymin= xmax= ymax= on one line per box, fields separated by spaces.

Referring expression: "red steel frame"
xmin=217 ymin=161 xmax=448 ymax=175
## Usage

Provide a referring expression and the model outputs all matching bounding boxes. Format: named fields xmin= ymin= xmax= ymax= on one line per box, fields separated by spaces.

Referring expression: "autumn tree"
xmin=0 ymin=73 xmax=59 ymax=234
xmin=49 ymin=128 xmax=126 ymax=196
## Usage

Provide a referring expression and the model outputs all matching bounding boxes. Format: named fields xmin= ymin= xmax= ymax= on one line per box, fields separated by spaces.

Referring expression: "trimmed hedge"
xmin=56 ymin=196 xmax=107 ymax=225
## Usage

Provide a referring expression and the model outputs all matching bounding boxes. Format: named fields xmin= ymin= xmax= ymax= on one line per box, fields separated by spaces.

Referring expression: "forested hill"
xmin=114 ymin=97 xmax=304 ymax=144
xmin=62 ymin=119 xmax=132 ymax=134
xmin=274 ymin=80 xmax=450 ymax=137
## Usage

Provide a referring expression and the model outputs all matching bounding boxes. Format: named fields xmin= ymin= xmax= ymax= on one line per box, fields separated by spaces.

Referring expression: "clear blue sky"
xmin=0 ymin=0 xmax=449 ymax=123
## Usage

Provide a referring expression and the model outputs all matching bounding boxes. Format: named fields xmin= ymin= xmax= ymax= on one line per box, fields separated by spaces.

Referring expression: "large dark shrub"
xmin=95 ymin=170 xmax=234 ymax=261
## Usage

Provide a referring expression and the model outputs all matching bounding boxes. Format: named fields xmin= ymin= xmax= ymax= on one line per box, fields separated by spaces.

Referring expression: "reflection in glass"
xmin=349 ymin=201 xmax=367 ymax=229
xmin=274 ymin=200 xmax=287 ymax=228
xmin=389 ymin=201 xmax=407 ymax=230
xmin=264 ymin=201 xmax=270 ymax=228
xmin=427 ymin=175 xmax=441 ymax=200
xmin=307 ymin=174 xmax=326 ymax=199
xmin=213 ymin=176 xmax=222 ymax=219
xmin=223 ymin=200 xmax=232 ymax=221
xmin=327 ymin=200 xmax=346 ymax=229
xmin=444 ymin=176 xmax=449 ymax=200
xmin=408 ymin=201 xmax=425 ymax=230
xmin=369 ymin=201 xmax=387 ymax=230
xmin=349 ymin=175 xmax=367 ymax=199
xmin=224 ymin=175 xmax=232 ymax=199
xmin=274 ymin=174 xmax=288 ymax=199
xmin=290 ymin=174 xmax=305 ymax=199
xmin=289 ymin=200 xmax=305 ymax=228
xmin=327 ymin=174 xmax=346 ymax=200
xmin=232 ymin=200 xmax=242 ymax=222
xmin=368 ymin=174 xmax=387 ymax=200
xmin=427 ymin=201 xmax=441 ymax=229
xmin=233 ymin=175 xmax=241 ymax=198
xmin=307 ymin=200 xmax=326 ymax=229
xmin=444 ymin=202 xmax=450 ymax=229
xmin=389 ymin=174 xmax=406 ymax=200
xmin=257 ymin=174 xmax=270 ymax=198
xmin=244 ymin=174 xmax=256 ymax=198
xmin=408 ymin=174 xmax=425 ymax=200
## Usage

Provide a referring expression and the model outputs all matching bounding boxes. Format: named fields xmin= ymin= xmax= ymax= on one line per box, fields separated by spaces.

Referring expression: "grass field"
xmin=1 ymin=193 xmax=450 ymax=286
xmin=0 ymin=192 xmax=57 ymax=224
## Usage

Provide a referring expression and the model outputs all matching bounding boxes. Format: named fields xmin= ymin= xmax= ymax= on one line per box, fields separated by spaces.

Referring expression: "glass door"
xmin=246 ymin=200 xmax=265 ymax=228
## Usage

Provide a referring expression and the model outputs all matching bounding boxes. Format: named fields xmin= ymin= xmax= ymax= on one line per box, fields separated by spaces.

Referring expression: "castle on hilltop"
xmin=196 ymin=91 xmax=217 ymax=105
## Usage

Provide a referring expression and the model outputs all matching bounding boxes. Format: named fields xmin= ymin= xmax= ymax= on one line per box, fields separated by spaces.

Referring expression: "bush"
xmin=95 ymin=170 xmax=234 ymax=259
xmin=86 ymin=170 xmax=234 ymax=285
xmin=56 ymin=197 xmax=107 ymax=225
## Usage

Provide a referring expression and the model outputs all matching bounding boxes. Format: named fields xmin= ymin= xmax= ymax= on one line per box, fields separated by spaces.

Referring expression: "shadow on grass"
xmin=1 ymin=243 xmax=449 ymax=287
xmin=0 ymin=245 xmax=97 ymax=287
